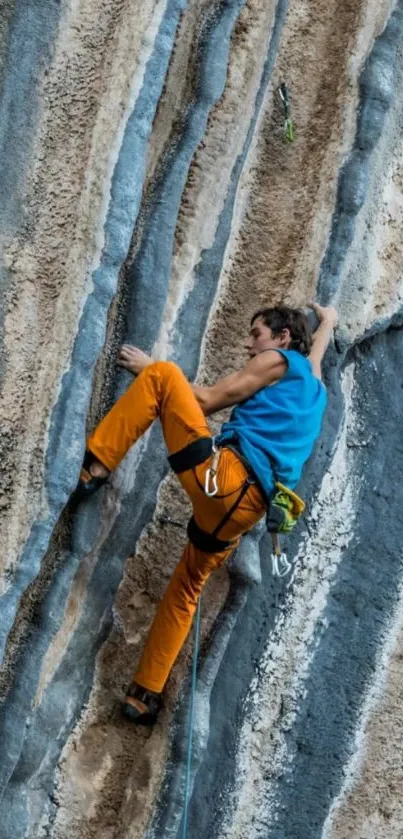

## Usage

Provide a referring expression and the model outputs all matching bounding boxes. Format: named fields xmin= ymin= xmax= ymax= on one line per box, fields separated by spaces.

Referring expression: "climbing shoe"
xmin=72 ymin=450 xmax=109 ymax=503
xmin=122 ymin=682 xmax=163 ymax=726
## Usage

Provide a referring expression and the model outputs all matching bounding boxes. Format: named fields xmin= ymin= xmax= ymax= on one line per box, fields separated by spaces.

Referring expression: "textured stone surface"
xmin=0 ymin=1 xmax=403 ymax=837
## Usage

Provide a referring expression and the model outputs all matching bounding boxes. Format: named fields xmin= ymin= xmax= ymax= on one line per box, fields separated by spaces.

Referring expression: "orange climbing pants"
xmin=87 ymin=361 xmax=266 ymax=693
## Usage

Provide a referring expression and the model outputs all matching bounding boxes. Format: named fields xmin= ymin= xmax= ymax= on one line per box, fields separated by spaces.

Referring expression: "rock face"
xmin=0 ymin=1 xmax=403 ymax=837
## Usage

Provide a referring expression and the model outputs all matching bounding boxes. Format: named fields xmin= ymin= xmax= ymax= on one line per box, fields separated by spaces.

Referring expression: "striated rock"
xmin=0 ymin=1 xmax=402 ymax=837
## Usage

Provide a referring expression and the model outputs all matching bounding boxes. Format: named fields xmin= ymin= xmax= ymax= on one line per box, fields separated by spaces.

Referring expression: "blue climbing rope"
xmin=181 ymin=596 xmax=201 ymax=839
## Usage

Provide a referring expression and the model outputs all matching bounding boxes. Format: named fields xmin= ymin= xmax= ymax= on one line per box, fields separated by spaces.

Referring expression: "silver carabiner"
xmin=271 ymin=552 xmax=292 ymax=578
xmin=270 ymin=532 xmax=292 ymax=577
xmin=204 ymin=445 xmax=220 ymax=497
xmin=205 ymin=468 xmax=218 ymax=497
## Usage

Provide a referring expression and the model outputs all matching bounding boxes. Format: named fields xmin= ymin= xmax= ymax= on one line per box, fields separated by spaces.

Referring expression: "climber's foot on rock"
xmin=72 ymin=451 xmax=110 ymax=503
xmin=122 ymin=682 xmax=163 ymax=726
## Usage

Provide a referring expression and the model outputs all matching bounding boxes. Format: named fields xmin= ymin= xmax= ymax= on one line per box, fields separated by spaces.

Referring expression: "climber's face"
xmin=244 ymin=317 xmax=291 ymax=358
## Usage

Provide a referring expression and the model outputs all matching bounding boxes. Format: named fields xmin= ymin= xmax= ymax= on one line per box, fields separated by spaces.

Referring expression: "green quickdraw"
xmin=278 ymin=83 xmax=295 ymax=143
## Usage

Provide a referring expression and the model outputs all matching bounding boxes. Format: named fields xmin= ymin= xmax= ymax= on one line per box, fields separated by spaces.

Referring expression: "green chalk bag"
xmin=266 ymin=483 xmax=306 ymax=578
xmin=266 ymin=482 xmax=306 ymax=534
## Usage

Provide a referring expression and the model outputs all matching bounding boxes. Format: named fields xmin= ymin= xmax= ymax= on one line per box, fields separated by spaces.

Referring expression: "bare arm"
xmin=192 ymin=351 xmax=287 ymax=416
xmin=117 ymin=345 xmax=287 ymax=416
xmin=308 ymin=303 xmax=338 ymax=379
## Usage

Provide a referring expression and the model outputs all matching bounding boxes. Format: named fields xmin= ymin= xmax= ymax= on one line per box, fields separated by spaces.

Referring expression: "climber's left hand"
xmin=117 ymin=345 xmax=153 ymax=374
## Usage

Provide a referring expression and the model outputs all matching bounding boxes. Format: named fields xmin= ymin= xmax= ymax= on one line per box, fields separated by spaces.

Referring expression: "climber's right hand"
xmin=308 ymin=302 xmax=338 ymax=329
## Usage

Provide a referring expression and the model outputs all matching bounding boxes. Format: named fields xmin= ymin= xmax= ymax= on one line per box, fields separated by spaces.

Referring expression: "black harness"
xmin=168 ymin=437 xmax=264 ymax=553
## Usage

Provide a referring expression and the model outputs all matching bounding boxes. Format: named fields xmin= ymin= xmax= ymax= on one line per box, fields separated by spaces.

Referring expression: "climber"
xmin=74 ymin=301 xmax=338 ymax=724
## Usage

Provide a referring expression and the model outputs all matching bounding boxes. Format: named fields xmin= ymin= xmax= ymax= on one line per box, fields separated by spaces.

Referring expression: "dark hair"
xmin=251 ymin=305 xmax=312 ymax=356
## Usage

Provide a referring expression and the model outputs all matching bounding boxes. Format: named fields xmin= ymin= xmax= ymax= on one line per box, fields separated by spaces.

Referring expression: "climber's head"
xmin=245 ymin=305 xmax=313 ymax=358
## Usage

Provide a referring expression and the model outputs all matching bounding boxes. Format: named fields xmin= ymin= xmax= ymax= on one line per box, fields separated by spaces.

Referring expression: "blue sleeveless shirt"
xmin=215 ymin=349 xmax=326 ymax=499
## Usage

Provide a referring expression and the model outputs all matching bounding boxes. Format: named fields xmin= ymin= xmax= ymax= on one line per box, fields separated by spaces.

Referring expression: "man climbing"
xmin=75 ymin=301 xmax=337 ymax=724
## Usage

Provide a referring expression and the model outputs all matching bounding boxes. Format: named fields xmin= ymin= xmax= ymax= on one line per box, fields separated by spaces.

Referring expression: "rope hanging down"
xmin=179 ymin=539 xmax=290 ymax=838
xmin=181 ymin=596 xmax=201 ymax=839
